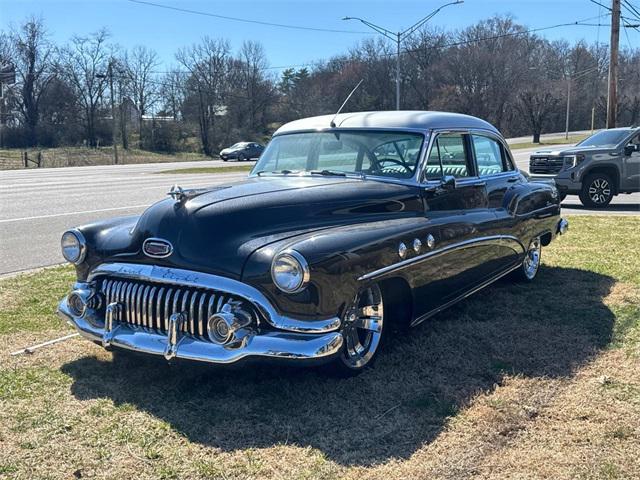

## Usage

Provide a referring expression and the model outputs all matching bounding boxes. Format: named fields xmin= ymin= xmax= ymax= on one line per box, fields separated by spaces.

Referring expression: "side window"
xmin=425 ymin=133 xmax=470 ymax=180
xmin=472 ymin=135 xmax=506 ymax=176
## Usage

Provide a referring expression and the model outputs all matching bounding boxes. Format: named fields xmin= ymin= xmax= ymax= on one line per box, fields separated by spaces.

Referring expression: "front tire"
xmin=326 ymin=284 xmax=386 ymax=377
xmin=579 ymin=173 xmax=614 ymax=208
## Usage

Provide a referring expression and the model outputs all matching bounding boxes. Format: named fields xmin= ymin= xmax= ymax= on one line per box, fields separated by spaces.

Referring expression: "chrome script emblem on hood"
xmin=143 ymin=238 xmax=173 ymax=258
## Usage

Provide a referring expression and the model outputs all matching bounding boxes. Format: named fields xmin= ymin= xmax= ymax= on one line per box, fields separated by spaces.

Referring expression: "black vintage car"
xmin=58 ymin=111 xmax=568 ymax=375
xmin=219 ymin=142 xmax=265 ymax=161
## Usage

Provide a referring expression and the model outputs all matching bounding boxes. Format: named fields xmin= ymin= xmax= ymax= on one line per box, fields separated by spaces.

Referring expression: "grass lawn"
xmin=1 ymin=216 xmax=638 ymax=479
xmin=509 ymin=134 xmax=588 ymax=150
xmin=156 ymin=165 xmax=254 ymax=175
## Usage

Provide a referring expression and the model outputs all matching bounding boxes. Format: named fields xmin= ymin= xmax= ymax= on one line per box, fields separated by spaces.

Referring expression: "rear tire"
xmin=511 ymin=237 xmax=541 ymax=283
xmin=579 ymin=173 xmax=614 ymax=208
xmin=238 ymin=153 xmax=246 ymax=162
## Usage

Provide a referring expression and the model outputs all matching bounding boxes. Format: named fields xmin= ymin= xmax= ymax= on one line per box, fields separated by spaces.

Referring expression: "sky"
xmin=1 ymin=0 xmax=638 ymax=72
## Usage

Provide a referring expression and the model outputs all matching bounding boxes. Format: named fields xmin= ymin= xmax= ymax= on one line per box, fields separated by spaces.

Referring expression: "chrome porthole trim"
xmin=271 ymin=249 xmax=311 ymax=294
xmin=398 ymin=242 xmax=408 ymax=259
xmin=359 ymin=235 xmax=525 ymax=282
xmin=426 ymin=233 xmax=436 ymax=249
xmin=413 ymin=238 xmax=422 ymax=253
xmin=61 ymin=229 xmax=87 ymax=265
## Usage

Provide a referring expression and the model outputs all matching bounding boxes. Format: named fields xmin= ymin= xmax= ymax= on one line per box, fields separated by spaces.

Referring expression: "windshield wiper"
xmin=256 ymin=169 xmax=298 ymax=176
xmin=310 ymin=169 xmax=346 ymax=177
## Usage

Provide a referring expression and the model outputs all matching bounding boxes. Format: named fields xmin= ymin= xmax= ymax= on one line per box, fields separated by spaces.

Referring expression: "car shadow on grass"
xmin=61 ymin=266 xmax=615 ymax=466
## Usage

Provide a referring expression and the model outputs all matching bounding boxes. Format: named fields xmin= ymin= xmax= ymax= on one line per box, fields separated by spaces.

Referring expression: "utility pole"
xmin=607 ymin=0 xmax=621 ymax=129
xmin=108 ymin=61 xmax=119 ymax=164
xmin=565 ymin=79 xmax=571 ymax=140
xmin=343 ymin=1 xmax=463 ymax=110
xmin=97 ymin=61 xmax=119 ymax=164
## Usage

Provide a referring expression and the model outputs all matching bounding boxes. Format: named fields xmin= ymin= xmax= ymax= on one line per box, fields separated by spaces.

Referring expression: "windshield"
xmin=252 ymin=131 xmax=425 ymax=179
xmin=231 ymin=142 xmax=249 ymax=148
xmin=577 ymin=130 xmax=631 ymax=148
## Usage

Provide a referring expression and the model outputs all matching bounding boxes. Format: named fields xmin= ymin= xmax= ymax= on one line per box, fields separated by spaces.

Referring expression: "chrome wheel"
xmin=522 ymin=238 xmax=541 ymax=280
xmin=588 ymin=178 xmax=611 ymax=205
xmin=341 ymin=284 xmax=384 ymax=369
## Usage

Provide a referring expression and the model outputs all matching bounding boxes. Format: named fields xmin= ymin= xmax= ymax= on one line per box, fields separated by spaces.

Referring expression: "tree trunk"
xmin=532 ymin=132 xmax=541 ymax=143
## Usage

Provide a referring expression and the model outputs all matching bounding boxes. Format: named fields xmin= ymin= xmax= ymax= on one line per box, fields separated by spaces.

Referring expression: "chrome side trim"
xmin=357 ymin=235 xmax=525 ymax=282
xmin=410 ymin=261 xmax=522 ymax=327
xmin=58 ymin=298 xmax=343 ymax=365
xmin=87 ymin=263 xmax=341 ymax=333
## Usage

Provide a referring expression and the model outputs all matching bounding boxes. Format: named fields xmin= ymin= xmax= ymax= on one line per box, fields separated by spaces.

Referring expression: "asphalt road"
xmin=1 ymin=149 xmax=638 ymax=275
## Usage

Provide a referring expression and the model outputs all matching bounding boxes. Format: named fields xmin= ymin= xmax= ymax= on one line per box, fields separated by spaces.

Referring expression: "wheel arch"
xmin=378 ymin=276 xmax=413 ymax=332
xmin=582 ymin=164 xmax=620 ymax=194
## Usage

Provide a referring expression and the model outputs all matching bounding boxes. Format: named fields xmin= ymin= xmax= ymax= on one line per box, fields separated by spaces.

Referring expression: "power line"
xmin=396 ymin=17 xmax=612 ymax=58
xmin=622 ymin=0 xmax=640 ymax=20
xmin=127 ymin=0 xmax=372 ymax=35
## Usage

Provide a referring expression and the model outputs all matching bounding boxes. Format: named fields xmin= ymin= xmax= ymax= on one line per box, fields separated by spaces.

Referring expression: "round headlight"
xmin=61 ymin=230 xmax=86 ymax=264
xmin=271 ymin=250 xmax=310 ymax=293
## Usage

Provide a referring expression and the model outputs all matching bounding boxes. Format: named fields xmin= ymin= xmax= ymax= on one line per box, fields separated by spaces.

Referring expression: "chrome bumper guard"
xmin=58 ymin=297 xmax=344 ymax=364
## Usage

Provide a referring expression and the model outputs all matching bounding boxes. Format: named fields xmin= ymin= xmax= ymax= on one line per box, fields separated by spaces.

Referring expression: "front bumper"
xmin=58 ymin=297 xmax=344 ymax=365
xmin=529 ymin=173 xmax=581 ymax=194
xmin=57 ymin=262 xmax=344 ymax=365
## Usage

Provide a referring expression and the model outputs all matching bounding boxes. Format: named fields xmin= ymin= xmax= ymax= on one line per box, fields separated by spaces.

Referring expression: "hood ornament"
xmin=168 ymin=184 xmax=186 ymax=202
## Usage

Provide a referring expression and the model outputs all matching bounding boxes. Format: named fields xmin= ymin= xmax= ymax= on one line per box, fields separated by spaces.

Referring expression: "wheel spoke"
xmin=354 ymin=316 xmax=383 ymax=332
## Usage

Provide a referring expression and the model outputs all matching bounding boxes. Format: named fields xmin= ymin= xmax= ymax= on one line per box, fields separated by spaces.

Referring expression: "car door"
xmin=412 ymin=131 xmax=495 ymax=317
xmin=622 ymin=132 xmax=640 ymax=190
xmin=469 ymin=133 xmax=523 ymax=272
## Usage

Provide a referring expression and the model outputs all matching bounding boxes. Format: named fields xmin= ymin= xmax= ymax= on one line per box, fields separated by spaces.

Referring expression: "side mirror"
xmin=624 ymin=144 xmax=638 ymax=156
xmin=441 ymin=175 xmax=457 ymax=190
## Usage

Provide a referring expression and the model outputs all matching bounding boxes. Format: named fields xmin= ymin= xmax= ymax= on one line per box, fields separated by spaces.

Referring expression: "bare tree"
xmin=58 ymin=29 xmax=111 ymax=147
xmin=230 ymin=40 xmax=274 ymax=135
xmin=122 ymin=45 xmax=159 ymax=146
xmin=158 ymin=68 xmax=186 ymax=120
xmin=9 ymin=17 xmax=56 ymax=146
xmin=176 ymin=37 xmax=231 ymax=156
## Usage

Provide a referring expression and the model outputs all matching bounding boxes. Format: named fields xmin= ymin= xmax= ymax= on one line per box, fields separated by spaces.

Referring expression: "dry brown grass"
xmin=0 ymin=147 xmax=212 ymax=170
xmin=0 ymin=216 xmax=638 ymax=479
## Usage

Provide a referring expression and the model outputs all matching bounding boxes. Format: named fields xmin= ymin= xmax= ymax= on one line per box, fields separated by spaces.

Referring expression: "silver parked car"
xmin=529 ymin=127 xmax=640 ymax=207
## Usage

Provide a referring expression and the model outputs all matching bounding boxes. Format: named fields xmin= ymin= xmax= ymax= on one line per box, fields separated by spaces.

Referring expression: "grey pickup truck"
xmin=529 ymin=127 xmax=640 ymax=207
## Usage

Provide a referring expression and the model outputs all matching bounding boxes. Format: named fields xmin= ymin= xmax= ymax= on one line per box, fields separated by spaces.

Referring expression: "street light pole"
xmin=343 ymin=1 xmax=463 ymax=110
xmin=396 ymin=33 xmax=400 ymax=110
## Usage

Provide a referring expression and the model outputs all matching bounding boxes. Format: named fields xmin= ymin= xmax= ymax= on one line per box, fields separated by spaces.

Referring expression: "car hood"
xmin=127 ymin=176 xmax=420 ymax=279
xmin=531 ymin=145 xmax=616 ymax=156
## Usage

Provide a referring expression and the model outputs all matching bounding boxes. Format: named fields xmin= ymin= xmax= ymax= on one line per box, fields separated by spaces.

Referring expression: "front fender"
xmin=73 ymin=215 xmax=140 ymax=280
xmin=242 ymin=217 xmax=431 ymax=319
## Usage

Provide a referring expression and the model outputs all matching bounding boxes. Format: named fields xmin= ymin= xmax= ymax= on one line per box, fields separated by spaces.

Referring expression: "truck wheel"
xmin=579 ymin=173 xmax=614 ymax=208
xmin=325 ymin=283 xmax=386 ymax=377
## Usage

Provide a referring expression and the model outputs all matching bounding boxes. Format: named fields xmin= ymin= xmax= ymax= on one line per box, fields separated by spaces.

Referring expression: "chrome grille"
xmin=529 ymin=156 xmax=564 ymax=174
xmin=99 ymin=277 xmax=259 ymax=338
